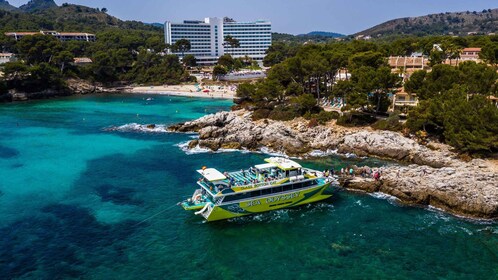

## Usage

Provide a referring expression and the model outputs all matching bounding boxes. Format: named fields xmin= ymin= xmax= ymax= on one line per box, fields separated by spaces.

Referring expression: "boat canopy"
xmin=197 ymin=168 xmax=226 ymax=182
xmin=254 ymin=163 xmax=277 ymax=170
xmin=264 ymin=157 xmax=302 ymax=171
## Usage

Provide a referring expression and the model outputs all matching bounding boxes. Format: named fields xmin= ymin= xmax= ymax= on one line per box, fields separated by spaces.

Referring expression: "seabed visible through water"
xmin=0 ymin=94 xmax=496 ymax=279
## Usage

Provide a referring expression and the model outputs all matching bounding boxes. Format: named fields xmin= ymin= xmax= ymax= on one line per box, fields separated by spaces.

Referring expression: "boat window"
xmin=283 ymin=185 xmax=292 ymax=192
xmin=223 ymin=192 xmax=251 ymax=202
xmin=292 ymin=182 xmax=303 ymax=190
xmin=250 ymin=190 xmax=261 ymax=197
xmin=261 ymin=188 xmax=272 ymax=195
xmin=272 ymin=186 xmax=283 ymax=194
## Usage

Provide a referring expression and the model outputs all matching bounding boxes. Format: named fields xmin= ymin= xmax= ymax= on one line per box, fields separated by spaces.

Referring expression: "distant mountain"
xmin=145 ymin=22 xmax=164 ymax=28
xmin=272 ymin=32 xmax=343 ymax=43
xmin=19 ymin=0 xmax=57 ymax=13
xmin=0 ymin=3 xmax=161 ymax=33
xmin=0 ymin=0 xmax=17 ymax=11
xmin=357 ymin=8 xmax=498 ymax=37
xmin=299 ymin=31 xmax=345 ymax=38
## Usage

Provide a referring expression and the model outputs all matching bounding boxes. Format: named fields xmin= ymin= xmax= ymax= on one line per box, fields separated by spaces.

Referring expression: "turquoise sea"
xmin=0 ymin=94 xmax=496 ymax=279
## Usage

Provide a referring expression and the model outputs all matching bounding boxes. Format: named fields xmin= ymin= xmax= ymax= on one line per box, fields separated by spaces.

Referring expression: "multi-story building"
xmin=5 ymin=30 xmax=96 ymax=42
xmin=0 ymin=53 xmax=16 ymax=64
xmin=164 ymin=17 xmax=271 ymax=65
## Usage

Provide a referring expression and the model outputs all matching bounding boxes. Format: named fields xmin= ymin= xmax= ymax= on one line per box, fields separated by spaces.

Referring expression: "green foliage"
xmin=337 ymin=112 xmax=377 ymax=127
xmin=289 ymin=93 xmax=317 ymax=114
xmin=372 ymin=113 xmax=403 ymax=131
xmin=223 ymin=35 xmax=240 ymax=49
xmin=16 ymin=34 xmax=62 ymax=64
xmin=0 ymin=2 xmax=190 ymax=93
xmin=173 ymin=39 xmax=191 ymax=56
xmin=251 ymin=109 xmax=271 ymax=120
xmin=305 ymin=110 xmax=340 ymax=124
xmin=212 ymin=65 xmax=228 ymax=80
xmin=348 ymin=51 xmax=385 ymax=70
xmin=404 ymin=70 xmax=426 ymax=93
xmin=183 ymin=54 xmax=197 ymax=67
xmin=407 ymin=85 xmax=498 ymax=154
xmin=268 ymin=105 xmax=299 ymax=121
xmin=443 ymin=94 xmax=498 ymax=153
xmin=236 ymin=83 xmax=256 ymax=100
xmin=217 ymin=54 xmax=234 ymax=69
xmin=480 ymin=42 xmax=498 ymax=65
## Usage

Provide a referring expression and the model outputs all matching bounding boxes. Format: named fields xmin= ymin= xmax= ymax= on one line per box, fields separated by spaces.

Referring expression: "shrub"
xmin=268 ymin=106 xmax=299 ymax=121
xmin=252 ymin=109 xmax=271 ymax=120
xmin=308 ymin=118 xmax=319 ymax=128
xmin=337 ymin=112 xmax=377 ymax=127
xmin=315 ymin=111 xmax=340 ymax=124
xmin=372 ymin=113 xmax=403 ymax=131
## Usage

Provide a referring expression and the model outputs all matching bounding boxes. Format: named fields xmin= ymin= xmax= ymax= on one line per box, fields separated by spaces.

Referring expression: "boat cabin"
xmin=196 ymin=157 xmax=320 ymax=200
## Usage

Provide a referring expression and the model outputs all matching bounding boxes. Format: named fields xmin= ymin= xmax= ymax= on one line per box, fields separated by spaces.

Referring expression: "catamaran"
xmin=180 ymin=157 xmax=337 ymax=222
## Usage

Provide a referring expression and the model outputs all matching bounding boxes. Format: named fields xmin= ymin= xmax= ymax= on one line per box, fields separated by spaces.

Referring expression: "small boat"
xmin=146 ymin=97 xmax=154 ymax=101
xmin=180 ymin=157 xmax=338 ymax=222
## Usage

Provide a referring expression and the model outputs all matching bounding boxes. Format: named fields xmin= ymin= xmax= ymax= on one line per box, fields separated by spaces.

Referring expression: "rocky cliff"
xmin=170 ymin=110 xmax=498 ymax=219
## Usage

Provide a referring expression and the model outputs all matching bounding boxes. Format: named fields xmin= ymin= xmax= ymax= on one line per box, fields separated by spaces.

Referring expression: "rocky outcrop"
xmin=67 ymin=79 xmax=97 ymax=94
xmin=344 ymin=160 xmax=498 ymax=219
xmin=170 ymin=110 xmax=498 ymax=219
xmin=169 ymin=110 xmax=457 ymax=167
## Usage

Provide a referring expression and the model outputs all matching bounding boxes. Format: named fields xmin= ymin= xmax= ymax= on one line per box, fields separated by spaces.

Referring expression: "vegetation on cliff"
xmin=357 ymin=8 xmax=498 ymax=37
xmin=0 ymin=2 xmax=190 ymax=95
xmin=238 ymin=35 xmax=498 ymax=155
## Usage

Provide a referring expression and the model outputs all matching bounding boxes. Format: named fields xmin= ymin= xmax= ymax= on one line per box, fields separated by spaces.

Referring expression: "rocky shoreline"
xmin=169 ymin=110 xmax=498 ymax=220
xmin=1 ymin=79 xmax=129 ymax=102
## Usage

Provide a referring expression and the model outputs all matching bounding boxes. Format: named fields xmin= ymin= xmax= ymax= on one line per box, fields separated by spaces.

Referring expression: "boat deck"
xmin=198 ymin=168 xmax=315 ymax=195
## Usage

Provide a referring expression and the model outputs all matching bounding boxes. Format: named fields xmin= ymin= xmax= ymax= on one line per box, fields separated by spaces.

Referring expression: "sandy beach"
xmin=130 ymin=84 xmax=236 ymax=99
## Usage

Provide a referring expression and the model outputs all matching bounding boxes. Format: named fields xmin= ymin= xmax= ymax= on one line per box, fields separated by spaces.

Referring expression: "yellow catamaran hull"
xmin=204 ymin=182 xmax=332 ymax=222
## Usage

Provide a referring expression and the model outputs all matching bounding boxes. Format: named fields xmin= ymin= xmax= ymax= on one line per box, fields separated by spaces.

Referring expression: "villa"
xmin=0 ymin=53 xmax=16 ymax=64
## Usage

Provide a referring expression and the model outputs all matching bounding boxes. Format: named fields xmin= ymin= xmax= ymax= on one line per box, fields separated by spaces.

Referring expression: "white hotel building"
xmin=164 ymin=17 xmax=271 ymax=65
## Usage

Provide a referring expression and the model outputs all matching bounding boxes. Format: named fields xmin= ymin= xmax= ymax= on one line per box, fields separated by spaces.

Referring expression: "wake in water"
xmin=103 ymin=123 xmax=169 ymax=133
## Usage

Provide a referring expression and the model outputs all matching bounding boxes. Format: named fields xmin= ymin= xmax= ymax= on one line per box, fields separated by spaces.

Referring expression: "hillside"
xmin=357 ymin=8 xmax=498 ymax=37
xmin=300 ymin=31 xmax=344 ymax=38
xmin=0 ymin=0 xmax=17 ymax=11
xmin=0 ymin=3 xmax=161 ymax=33
xmin=272 ymin=32 xmax=342 ymax=43
xmin=19 ymin=0 xmax=56 ymax=13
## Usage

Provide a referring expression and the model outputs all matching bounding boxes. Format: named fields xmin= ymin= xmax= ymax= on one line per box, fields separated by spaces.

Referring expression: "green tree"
xmin=53 ymin=50 xmax=74 ymax=74
xmin=429 ymin=49 xmax=445 ymax=67
xmin=217 ymin=54 xmax=234 ymax=69
xmin=16 ymin=34 xmax=62 ymax=65
xmin=223 ymin=35 xmax=240 ymax=55
xmin=404 ymin=70 xmax=427 ymax=94
xmin=173 ymin=39 xmax=191 ymax=58
xmin=212 ymin=65 xmax=227 ymax=80
xmin=183 ymin=54 xmax=197 ymax=67
xmin=236 ymin=83 xmax=256 ymax=101
xmin=480 ymin=42 xmax=498 ymax=66
xmin=443 ymin=92 xmax=498 ymax=153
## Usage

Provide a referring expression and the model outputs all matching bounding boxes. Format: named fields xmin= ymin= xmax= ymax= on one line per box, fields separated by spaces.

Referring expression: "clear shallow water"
xmin=0 ymin=94 xmax=496 ymax=279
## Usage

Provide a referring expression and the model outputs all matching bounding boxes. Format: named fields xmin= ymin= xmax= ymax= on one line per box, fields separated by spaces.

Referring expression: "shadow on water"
xmin=0 ymin=204 xmax=142 ymax=279
xmin=0 ymin=145 xmax=19 ymax=159
xmin=95 ymin=184 xmax=144 ymax=206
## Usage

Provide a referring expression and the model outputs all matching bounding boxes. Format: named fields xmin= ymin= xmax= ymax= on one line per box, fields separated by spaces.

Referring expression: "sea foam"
xmin=103 ymin=123 xmax=169 ymax=133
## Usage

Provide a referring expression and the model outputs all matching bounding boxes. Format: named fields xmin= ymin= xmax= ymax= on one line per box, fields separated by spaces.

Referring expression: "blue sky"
xmin=7 ymin=0 xmax=498 ymax=34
